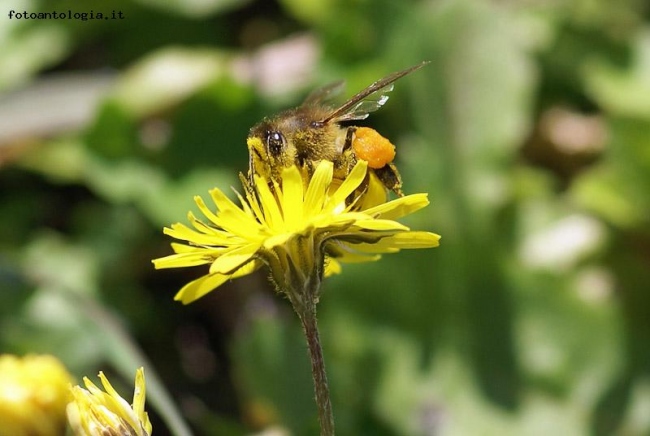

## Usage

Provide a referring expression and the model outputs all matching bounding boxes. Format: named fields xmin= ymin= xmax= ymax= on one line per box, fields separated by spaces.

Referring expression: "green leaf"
xmin=585 ymin=30 xmax=650 ymax=118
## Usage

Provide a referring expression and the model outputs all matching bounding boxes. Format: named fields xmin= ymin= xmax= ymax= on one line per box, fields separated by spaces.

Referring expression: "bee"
xmin=246 ymin=62 xmax=428 ymax=198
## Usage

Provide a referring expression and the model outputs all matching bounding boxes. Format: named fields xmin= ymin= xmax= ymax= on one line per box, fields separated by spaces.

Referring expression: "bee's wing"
xmin=326 ymin=82 xmax=395 ymax=123
xmin=302 ymin=80 xmax=346 ymax=106
xmin=318 ymin=62 xmax=428 ymax=124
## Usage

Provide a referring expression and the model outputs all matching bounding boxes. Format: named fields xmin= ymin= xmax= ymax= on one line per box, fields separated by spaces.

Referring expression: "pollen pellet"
xmin=352 ymin=127 xmax=396 ymax=169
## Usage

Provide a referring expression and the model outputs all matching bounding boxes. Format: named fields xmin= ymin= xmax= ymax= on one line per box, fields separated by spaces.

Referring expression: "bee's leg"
xmin=239 ymin=172 xmax=260 ymax=201
xmin=303 ymin=159 xmax=316 ymax=185
xmin=374 ymin=163 xmax=403 ymax=196
xmin=342 ymin=126 xmax=356 ymax=152
xmin=334 ymin=126 xmax=358 ymax=179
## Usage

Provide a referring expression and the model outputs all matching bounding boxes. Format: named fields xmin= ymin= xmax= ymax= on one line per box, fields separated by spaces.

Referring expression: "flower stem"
xmin=299 ymin=302 xmax=335 ymax=436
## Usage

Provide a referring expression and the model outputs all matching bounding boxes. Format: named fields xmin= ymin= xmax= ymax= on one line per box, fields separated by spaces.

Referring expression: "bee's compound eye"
xmin=265 ymin=131 xmax=285 ymax=156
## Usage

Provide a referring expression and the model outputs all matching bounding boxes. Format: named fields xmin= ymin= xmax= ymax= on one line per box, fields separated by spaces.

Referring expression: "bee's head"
xmin=247 ymin=120 xmax=286 ymax=161
xmin=247 ymin=122 xmax=288 ymax=182
xmin=247 ymin=109 xmax=311 ymax=179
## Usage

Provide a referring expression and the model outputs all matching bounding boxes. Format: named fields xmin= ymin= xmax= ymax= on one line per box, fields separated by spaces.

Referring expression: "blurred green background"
xmin=1 ymin=0 xmax=650 ymax=435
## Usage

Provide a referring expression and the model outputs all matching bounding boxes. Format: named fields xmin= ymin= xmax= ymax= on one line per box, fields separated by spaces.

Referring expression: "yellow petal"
xmin=363 ymin=193 xmax=430 ymax=220
xmin=174 ymin=274 xmax=232 ymax=304
xmin=327 ymin=242 xmax=382 ymax=263
xmin=356 ymin=171 xmax=388 ymax=209
xmin=209 ymin=243 xmax=260 ymax=274
xmin=164 ymin=223 xmax=227 ymax=246
xmin=351 ymin=231 xmax=441 ymax=252
xmin=263 ymin=232 xmax=293 ymax=249
xmin=205 ymin=190 xmax=264 ymax=237
xmin=324 ymin=258 xmax=342 ymax=276
xmin=281 ymin=165 xmax=305 ymax=230
xmin=81 ymin=375 xmax=100 ymax=394
xmin=209 ymin=189 xmax=260 ymax=229
xmin=304 ymin=160 xmax=333 ymax=214
xmin=187 ymin=212 xmax=231 ymax=239
xmin=132 ymin=368 xmax=146 ymax=420
xmin=308 ymin=213 xmax=360 ymax=230
xmin=170 ymin=242 xmax=205 ymax=253
xmin=152 ymin=251 xmax=214 ymax=269
xmin=209 ymin=188 xmax=242 ymax=215
xmin=327 ymin=160 xmax=367 ymax=210
xmin=382 ymin=231 xmax=441 ymax=248
xmin=352 ymin=219 xmax=410 ymax=231
xmin=235 ymin=190 xmax=264 ymax=224
xmin=271 ymin=177 xmax=284 ymax=204
xmin=241 ymin=181 xmax=267 ymax=224
xmin=175 ymin=261 xmax=261 ymax=304
xmin=254 ymin=174 xmax=284 ymax=229
xmin=217 ymin=207 xmax=264 ymax=240
xmin=97 ymin=372 xmax=141 ymax=432
xmin=194 ymin=195 xmax=220 ymax=226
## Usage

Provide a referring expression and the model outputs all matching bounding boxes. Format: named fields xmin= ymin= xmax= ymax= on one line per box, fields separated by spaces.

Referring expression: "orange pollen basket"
xmin=352 ymin=127 xmax=396 ymax=169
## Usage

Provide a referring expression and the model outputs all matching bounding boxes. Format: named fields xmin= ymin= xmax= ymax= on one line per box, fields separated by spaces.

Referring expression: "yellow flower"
xmin=153 ymin=160 xmax=440 ymax=305
xmin=0 ymin=354 xmax=75 ymax=436
xmin=67 ymin=367 xmax=151 ymax=436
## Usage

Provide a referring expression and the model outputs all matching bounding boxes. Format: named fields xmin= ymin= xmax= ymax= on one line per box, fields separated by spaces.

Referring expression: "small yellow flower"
xmin=67 ymin=367 xmax=151 ymax=436
xmin=0 ymin=354 xmax=75 ymax=436
xmin=153 ymin=160 xmax=440 ymax=305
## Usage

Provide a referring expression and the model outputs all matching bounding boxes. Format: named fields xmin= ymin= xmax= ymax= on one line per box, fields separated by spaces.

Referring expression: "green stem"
xmin=276 ymin=237 xmax=334 ymax=435
xmin=299 ymin=302 xmax=335 ymax=436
